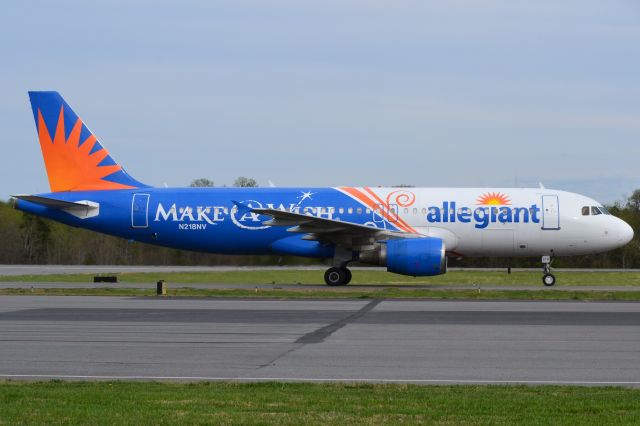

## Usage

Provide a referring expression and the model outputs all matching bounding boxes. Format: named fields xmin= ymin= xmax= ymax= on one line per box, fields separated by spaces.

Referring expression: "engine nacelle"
xmin=359 ymin=238 xmax=447 ymax=277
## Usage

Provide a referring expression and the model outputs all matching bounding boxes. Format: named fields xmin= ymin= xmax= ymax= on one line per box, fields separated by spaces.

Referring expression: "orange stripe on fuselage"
xmin=339 ymin=187 xmax=416 ymax=233
xmin=361 ymin=187 xmax=416 ymax=233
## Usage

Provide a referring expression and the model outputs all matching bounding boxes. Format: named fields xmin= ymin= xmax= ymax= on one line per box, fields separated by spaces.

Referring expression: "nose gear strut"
xmin=542 ymin=254 xmax=556 ymax=286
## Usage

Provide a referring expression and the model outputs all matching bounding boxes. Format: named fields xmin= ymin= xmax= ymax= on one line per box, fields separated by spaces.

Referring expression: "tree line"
xmin=1 ymin=183 xmax=638 ymax=268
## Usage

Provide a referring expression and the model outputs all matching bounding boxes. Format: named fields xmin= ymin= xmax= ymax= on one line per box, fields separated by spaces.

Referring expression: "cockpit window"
xmin=599 ymin=206 xmax=611 ymax=215
xmin=581 ymin=206 xmax=590 ymax=216
xmin=591 ymin=206 xmax=602 ymax=215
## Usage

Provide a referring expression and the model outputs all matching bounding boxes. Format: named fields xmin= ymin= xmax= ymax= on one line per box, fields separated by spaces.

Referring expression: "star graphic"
xmin=296 ymin=191 xmax=315 ymax=206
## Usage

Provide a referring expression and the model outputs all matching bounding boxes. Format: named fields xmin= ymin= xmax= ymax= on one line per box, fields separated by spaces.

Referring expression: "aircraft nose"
xmin=618 ymin=219 xmax=634 ymax=245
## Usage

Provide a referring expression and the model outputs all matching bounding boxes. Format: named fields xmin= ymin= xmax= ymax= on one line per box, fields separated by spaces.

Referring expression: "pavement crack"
xmin=257 ymin=344 xmax=303 ymax=369
xmin=257 ymin=299 xmax=383 ymax=370
xmin=295 ymin=299 xmax=383 ymax=344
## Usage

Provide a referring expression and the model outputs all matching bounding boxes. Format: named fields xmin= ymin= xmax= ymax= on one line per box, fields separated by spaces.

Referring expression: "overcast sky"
xmin=1 ymin=0 xmax=639 ymax=204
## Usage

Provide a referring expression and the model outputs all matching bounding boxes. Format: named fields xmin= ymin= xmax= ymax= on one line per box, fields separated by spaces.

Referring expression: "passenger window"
xmin=366 ymin=208 xmax=371 ymax=214
xmin=591 ymin=206 xmax=602 ymax=215
xmin=421 ymin=208 xmax=427 ymax=214
xmin=404 ymin=208 xmax=409 ymax=214
xmin=348 ymin=207 xmax=353 ymax=214
xmin=581 ymin=206 xmax=590 ymax=216
xmin=413 ymin=208 xmax=418 ymax=215
xmin=356 ymin=208 xmax=362 ymax=214
xmin=339 ymin=208 xmax=344 ymax=214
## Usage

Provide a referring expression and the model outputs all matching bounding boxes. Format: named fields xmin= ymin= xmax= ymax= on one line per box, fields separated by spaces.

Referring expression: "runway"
xmin=1 ymin=296 xmax=639 ymax=385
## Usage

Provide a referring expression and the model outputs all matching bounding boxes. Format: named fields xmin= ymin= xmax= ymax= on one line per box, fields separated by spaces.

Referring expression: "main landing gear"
xmin=324 ymin=267 xmax=352 ymax=286
xmin=542 ymin=255 xmax=556 ymax=286
xmin=324 ymin=247 xmax=354 ymax=286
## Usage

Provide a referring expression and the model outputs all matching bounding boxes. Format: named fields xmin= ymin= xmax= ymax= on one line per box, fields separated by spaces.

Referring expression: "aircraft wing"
xmin=252 ymin=206 xmax=421 ymax=249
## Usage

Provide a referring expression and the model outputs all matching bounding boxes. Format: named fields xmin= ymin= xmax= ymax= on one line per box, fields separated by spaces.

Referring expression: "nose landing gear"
xmin=542 ymin=255 xmax=555 ymax=286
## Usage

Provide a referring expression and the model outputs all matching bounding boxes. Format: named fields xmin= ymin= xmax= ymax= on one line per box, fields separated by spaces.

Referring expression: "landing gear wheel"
xmin=541 ymin=255 xmax=556 ymax=287
xmin=343 ymin=268 xmax=352 ymax=285
xmin=542 ymin=273 xmax=556 ymax=287
xmin=324 ymin=267 xmax=351 ymax=286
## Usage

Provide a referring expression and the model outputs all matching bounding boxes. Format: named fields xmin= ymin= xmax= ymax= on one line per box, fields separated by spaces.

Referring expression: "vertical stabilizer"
xmin=28 ymin=91 xmax=148 ymax=192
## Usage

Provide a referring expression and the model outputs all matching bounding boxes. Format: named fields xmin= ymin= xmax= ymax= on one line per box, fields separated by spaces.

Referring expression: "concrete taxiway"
xmin=0 ymin=296 xmax=639 ymax=385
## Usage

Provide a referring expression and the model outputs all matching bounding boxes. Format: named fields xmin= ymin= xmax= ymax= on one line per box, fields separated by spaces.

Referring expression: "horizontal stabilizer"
xmin=12 ymin=195 xmax=99 ymax=219
xmin=13 ymin=195 xmax=93 ymax=209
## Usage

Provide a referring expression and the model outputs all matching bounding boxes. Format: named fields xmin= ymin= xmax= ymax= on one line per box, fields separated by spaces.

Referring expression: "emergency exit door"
xmin=541 ymin=195 xmax=560 ymax=230
xmin=373 ymin=203 xmax=398 ymax=224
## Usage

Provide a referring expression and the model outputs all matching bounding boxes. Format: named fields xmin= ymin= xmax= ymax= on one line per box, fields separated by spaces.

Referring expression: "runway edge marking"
xmin=1 ymin=374 xmax=639 ymax=386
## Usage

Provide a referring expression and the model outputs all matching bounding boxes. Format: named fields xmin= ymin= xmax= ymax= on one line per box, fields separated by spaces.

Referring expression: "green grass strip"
xmin=2 ymin=270 xmax=640 ymax=286
xmin=0 ymin=381 xmax=638 ymax=425
xmin=2 ymin=287 xmax=640 ymax=301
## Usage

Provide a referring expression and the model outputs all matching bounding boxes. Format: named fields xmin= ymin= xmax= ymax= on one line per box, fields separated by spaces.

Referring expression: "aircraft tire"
xmin=542 ymin=273 xmax=556 ymax=286
xmin=325 ymin=267 xmax=348 ymax=286
xmin=342 ymin=267 xmax=352 ymax=285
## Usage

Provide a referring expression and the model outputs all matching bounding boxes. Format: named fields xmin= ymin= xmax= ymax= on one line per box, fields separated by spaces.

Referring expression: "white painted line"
xmin=0 ymin=374 xmax=639 ymax=385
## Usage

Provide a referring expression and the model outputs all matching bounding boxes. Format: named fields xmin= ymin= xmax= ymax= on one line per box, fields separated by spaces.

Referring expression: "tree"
xmin=628 ymin=189 xmax=640 ymax=213
xmin=190 ymin=178 xmax=215 ymax=188
xmin=233 ymin=177 xmax=258 ymax=188
xmin=19 ymin=213 xmax=51 ymax=263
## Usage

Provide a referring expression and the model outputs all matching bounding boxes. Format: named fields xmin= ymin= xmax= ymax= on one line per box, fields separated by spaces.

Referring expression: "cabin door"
xmin=541 ymin=195 xmax=560 ymax=230
xmin=131 ymin=193 xmax=150 ymax=228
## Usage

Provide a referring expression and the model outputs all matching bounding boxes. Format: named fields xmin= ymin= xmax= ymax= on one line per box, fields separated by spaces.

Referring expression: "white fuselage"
xmin=358 ymin=187 xmax=633 ymax=257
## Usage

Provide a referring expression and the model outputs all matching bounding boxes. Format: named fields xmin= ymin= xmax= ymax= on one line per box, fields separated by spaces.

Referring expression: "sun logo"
xmin=36 ymin=106 xmax=135 ymax=192
xmin=476 ymin=192 xmax=511 ymax=205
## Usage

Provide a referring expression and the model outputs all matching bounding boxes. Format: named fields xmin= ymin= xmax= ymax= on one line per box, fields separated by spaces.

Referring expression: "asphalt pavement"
xmin=1 ymin=296 xmax=639 ymax=386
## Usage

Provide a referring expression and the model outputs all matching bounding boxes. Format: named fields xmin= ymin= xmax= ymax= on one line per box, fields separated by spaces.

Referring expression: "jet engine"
xmin=359 ymin=237 xmax=447 ymax=276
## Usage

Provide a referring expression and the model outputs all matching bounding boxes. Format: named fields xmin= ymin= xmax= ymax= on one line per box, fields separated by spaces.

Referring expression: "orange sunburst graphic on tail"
xmin=476 ymin=192 xmax=511 ymax=205
xmin=37 ymin=106 xmax=135 ymax=192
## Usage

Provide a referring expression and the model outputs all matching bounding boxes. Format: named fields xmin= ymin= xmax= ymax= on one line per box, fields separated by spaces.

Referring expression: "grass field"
xmin=2 ymin=269 xmax=640 ymax=286
xmin=0 ymin=381 xmax=639 ymax=425
xmin=2 ymin=286 xmax=640 ymax=301
xmin=2 ymin=270 xmax=640 ymax=300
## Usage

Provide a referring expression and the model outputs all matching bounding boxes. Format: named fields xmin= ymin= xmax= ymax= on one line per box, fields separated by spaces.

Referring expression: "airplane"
xmin=12 ymin=92 xmax=634 ymax=287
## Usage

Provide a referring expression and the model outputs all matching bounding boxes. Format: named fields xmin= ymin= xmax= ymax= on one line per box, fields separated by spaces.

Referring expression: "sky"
xmin=1 ymin=0 xmax=639 ymax=204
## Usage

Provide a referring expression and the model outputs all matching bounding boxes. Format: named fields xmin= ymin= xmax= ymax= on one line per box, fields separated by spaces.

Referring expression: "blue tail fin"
xmin=28 ymin=91 xmax=149 ymax=192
